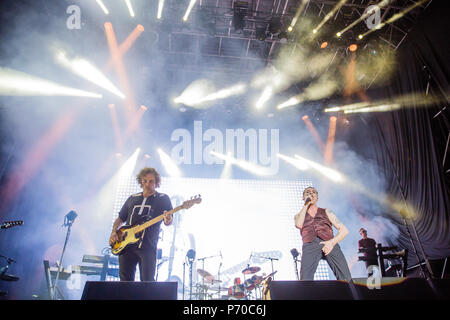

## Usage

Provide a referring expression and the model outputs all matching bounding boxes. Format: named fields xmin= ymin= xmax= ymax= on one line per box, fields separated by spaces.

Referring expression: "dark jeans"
xmin=300 ymin=237 xmax=352 ymax=281
xmin=118 ymin=245 xmax=157 ymax=281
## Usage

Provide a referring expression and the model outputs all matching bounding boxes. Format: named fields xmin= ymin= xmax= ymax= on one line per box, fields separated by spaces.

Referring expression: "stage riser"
xmin=269 ymin=279 xmax=450 ymax=300
xmin=81 ymin=281 xmax=178 ymax=300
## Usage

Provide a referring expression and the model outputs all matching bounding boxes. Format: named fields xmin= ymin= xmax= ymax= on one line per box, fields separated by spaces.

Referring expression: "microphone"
xmin=290 ymin=248 xmax=299 ymax=259
xmin=304 ymin=197 xmax=311 ymax=206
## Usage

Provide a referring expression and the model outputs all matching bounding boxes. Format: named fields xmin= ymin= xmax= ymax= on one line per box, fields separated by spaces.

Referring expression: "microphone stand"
xmin=292 ymin=253 xmax=301 ymax=280
xmin=52 ymin=211 xmax=77 ymax=300
xmin=217 ymin=262 xmax=222 ymax=300
xmin=188 ymin=258 xmax=194 ymax=300
xmin=258 ymin=256 xmax=279 ymax=280
xmin=197 ymin=253 xmax=221 ymax=299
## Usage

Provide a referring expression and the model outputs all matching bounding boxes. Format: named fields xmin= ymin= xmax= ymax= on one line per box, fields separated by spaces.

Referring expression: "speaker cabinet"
xmin=269 ymin=280 xmax=354 ymax=300
xmin=352 ymin=277 xmax=439 ymax=300
xmin=81 ymin=281 xmax=178 ymax=300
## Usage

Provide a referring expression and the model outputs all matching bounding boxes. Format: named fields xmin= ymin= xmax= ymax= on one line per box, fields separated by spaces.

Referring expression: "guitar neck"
xmin=133 ymin=205 xmax=184 ymax=233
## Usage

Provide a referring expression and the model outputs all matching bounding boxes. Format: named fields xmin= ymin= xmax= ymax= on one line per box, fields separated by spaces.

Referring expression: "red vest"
xmin=300 ymin=207 xmax=333 ymax=243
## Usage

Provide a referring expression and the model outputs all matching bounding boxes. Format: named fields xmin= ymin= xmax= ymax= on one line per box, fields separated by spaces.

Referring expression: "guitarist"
xmin=109 ymin=167 xmax=173 ymax=281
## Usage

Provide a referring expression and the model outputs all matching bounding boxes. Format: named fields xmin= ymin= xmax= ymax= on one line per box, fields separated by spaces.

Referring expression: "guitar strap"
xmin=135 ymin=197 xmax=149 ymax=249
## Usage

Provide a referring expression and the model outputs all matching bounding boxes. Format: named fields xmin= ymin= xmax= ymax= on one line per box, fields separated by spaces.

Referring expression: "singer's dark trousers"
xmin=300 ymin=237 xmax=352 ymax=281
xmin=119 ymin=245 xmax=157 ymax=281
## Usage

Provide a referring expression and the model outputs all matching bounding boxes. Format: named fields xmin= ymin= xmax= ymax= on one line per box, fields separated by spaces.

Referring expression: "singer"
xmin=294 ymin=187 xmax=352 ymax=280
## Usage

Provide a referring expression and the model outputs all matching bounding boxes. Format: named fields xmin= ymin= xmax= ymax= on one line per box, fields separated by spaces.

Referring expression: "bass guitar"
xmin=110 ymin=195 xmax=201 ymax=255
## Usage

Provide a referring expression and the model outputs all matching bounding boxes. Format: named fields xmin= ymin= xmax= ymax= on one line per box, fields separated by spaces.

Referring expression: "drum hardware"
xmin=251 ymin=255 xmax=278 ymax=280
xmin=196 ymin=252 xmax=222 ymax=300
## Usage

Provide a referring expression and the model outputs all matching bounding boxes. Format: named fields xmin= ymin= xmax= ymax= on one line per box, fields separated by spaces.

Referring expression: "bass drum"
xmin=228 ymin=284 xmax=246 ymax=299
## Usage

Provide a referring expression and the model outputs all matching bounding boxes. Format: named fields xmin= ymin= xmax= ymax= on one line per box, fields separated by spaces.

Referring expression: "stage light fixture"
xmin=232 ymin=2 xmax=247 ymax=32
xmin=233 ymin=11 xmax=245 ymax=32
xmin=256 ymin=27 xmax=267 ymax=41
xmin=349 ymin=44 xmax=358 ymax=52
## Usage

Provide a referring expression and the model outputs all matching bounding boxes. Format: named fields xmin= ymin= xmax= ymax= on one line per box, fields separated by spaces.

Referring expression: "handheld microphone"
xmin=304 ymin=197 xmax=311 ymax=206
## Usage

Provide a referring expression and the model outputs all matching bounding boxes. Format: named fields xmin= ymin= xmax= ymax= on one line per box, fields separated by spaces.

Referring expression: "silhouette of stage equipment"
xmin=43 ymin=253 xmax=120 ymax=299
xmin=81 ymin=281 xmax=178 ymax=300
xmin=358 ymin=245 xmax=408 ymax=277
xmin=1 ymin=221 xmax=23 ymax=298
xmin=49 ymin=210 xmax=77 ymax=300
xmin=268 ymin=278 xmax=450 ymax=300
xmin=0 ymin=255 xmax=19 ymax=281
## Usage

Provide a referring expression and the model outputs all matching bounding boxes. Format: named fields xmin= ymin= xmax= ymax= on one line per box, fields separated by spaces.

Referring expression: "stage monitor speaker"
xmin=81 ymin=281 xmax=178 ymax=300
xmin=352 ymin=277 xmax=439 ymax=300
xmin=269 ymin=280 xmax=354 ymax=300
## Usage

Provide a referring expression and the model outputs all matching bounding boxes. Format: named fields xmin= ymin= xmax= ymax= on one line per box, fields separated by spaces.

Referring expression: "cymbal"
xmin=0 ymin=274 xmax=19 ymax=281
xmin=206 ymin=279 xmax=222 ymax=284
xmin=197 ymin=268 xmax=214 ymax=281
xmin=242 ymin=266 xmax=260 ymax=274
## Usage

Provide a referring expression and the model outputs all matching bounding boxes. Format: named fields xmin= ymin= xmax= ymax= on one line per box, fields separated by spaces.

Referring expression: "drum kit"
xmin=194 ymin=265 xmax=275 ymax=300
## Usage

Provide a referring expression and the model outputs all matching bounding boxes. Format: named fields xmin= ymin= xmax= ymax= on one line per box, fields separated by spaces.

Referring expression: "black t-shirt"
xmin=358 ymin=238 xmax=377 ymax=259
xmin=118 ymin=191 xmax=173 ymax=249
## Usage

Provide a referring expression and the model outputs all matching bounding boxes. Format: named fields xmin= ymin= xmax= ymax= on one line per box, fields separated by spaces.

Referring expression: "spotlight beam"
xmin=124 ymin=0 xmax=135 ymax=17
xmin=324 ymin=92 xmax=444 ymax=113
xmin=104 ymin=22 xmax=137 ymax=121
xmin=358 ymin=0 xmax=429 ymax=40
xmin=313 ymin=0 xmax=348 ymax=35
xmin=95 ymin=0 xmax=109 ymax=15
xmin=211 ymin=151 xmax=274 ymax=176
xmin=183 ymin=0 xmax=197 ymax=22
xmin=336 ymin=0 xmax=391 ymax=37
xmin=158 ymin=148 xmax=182 ymax=177
xmin=288 ymin=0 xmax=309 ymax=31
xmin=324 ymin=116 xmax=337 ymax=164
xmin=0 ymin=67 xmax=102 ymax=98
xmin=105 ymin=24 xmax=145 ymax=71
xmin=157 ymin=0 xmax=165 ymax=19
xmin=55 ymin=50 xmax=125 ymax=99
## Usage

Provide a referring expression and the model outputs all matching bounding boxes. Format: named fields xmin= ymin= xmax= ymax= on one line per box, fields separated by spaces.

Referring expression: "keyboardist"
xmin=358 ymin=228 xmax=378 ymax=277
